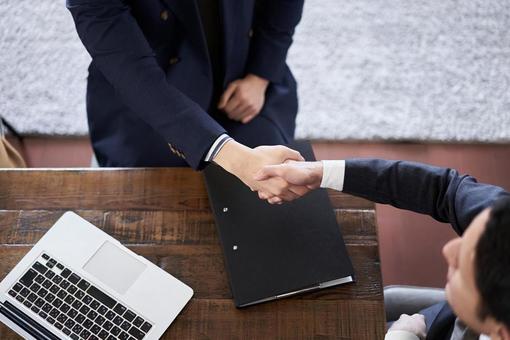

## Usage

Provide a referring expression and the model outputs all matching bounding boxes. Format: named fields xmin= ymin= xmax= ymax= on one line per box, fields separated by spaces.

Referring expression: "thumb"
xmin=281 ymin=147 xmax=305 ymax=162
xmin=254 ymin=165 xmax=284 ymax=181
xmin=218 ymin=81 xmax=238 ymax=109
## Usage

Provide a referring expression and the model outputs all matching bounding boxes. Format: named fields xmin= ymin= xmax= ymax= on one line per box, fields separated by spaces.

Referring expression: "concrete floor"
xmin=7 ymin=137 xmax=510 ymax=288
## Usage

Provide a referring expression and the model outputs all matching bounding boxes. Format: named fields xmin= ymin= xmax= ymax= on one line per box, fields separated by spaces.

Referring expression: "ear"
xmin=490 ymin=323 xmax=510 ymax=340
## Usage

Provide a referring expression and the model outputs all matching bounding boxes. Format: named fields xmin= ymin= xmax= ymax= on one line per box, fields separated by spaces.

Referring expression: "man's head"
xmin=442 ymin=196 xmax=510 ymax=339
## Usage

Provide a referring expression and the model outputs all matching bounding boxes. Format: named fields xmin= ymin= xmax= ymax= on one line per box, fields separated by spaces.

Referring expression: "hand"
xmin=388 ymin=314 xmax=426 ymax=340
xmin=254 ymin=161 xmax=323 ymax=204
xmin=213 ymin=141 xmax=307 ymax=201
xmin=218 ymin=74 xmax=269 ymax=124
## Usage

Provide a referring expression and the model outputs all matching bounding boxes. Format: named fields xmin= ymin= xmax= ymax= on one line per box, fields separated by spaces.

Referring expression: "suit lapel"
xmin=426 ymin=303 xmax=457 ymax=340
xmin=219 ymin=0 xmax=237 ymax=84
xmin=162 ymin=0 xmax=209 ymax=63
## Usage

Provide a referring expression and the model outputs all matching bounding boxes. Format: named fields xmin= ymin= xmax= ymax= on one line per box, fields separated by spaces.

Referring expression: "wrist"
xmin=213 ymin=140 xmax=253 ymax=176
xmin=246 ymin=73 xmax=269 ymax=89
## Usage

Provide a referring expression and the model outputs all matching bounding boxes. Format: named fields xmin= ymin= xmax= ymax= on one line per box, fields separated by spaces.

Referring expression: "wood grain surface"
xmin=0 ymin=169 xmax=385 ymax=339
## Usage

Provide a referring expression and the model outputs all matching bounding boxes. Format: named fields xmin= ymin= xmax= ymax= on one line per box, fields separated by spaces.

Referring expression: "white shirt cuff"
xmin=384 ymin=330 xmax=420 ymax=340
xmin=319 ymin=160 xmax=346 ymax=191
xmin=204 ymin=134 xmax=231 ymax=162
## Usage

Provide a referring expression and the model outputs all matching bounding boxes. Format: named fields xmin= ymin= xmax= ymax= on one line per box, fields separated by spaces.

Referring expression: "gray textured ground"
xmin=1 ymin=0 xmax=510 ymax=141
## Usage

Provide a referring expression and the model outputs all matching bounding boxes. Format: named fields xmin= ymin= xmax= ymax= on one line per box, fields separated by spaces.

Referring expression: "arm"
xmin=342 ymin=159 xmax=509 ymax=235
xmin=256 ymin=159 xmax=509 ymax=234
xmin=66 ymin=0 xmax=224 ymax=169
xmin=246 ymin=0 xmax=305 ymax=83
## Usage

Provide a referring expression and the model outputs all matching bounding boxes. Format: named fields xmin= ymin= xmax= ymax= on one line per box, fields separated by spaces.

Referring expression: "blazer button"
xmin=160 ymin=10 xmax=169 ymax=21
xmin=248 ymin=29 xmax=253 ymax=38
xmin=169 ymin=57 xmax=180 ymax=65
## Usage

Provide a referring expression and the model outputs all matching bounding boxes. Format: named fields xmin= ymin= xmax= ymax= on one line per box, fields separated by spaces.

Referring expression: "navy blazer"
xmin=342 ymin=159 xmax=509 ymax=339
xmin=66 ymin=0 xmax=304 ymax=168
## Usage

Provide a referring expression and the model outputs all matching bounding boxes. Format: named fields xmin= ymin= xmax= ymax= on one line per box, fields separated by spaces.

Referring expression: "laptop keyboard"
xmin=7 ymin=253 xmax=153 ymax=340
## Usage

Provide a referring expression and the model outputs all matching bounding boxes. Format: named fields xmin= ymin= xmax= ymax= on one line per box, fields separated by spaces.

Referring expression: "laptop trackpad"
xmin=83 ymin=241 xmax=147 ymax=295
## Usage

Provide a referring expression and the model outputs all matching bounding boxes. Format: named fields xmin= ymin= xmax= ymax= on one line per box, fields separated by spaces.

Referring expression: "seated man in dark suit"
xmin=255 ymin=159 xmax=510 ymax=340
xmin=66 ymin=0 xmax=305 ymax=197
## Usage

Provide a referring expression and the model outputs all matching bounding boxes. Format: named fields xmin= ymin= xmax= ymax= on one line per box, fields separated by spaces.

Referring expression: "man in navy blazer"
xmin=66 ymin=0 xmax=303 ymax=166
xmin=255 ymin=159 xmax=510 ymax=339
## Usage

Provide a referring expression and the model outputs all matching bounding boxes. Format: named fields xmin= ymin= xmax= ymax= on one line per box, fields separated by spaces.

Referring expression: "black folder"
xmin=204 ymin=141 xmax=354 ymax=307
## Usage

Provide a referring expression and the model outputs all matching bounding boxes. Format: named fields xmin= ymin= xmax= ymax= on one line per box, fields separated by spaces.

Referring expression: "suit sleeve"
xmin=343 ymin=159 xmax=510 ymax=235
xmin=66 ymin=0 xmax=226 ymax=169
xmin=246 ymin=0 xmax=304 ymax=83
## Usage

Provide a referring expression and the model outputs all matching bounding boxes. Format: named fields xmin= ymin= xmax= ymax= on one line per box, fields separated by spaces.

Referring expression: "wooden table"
xmin=0 ymin=169 xmax=385 ymax=339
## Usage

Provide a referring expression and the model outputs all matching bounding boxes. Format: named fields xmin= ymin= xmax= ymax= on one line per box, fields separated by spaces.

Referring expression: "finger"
xmin=288 ymin=185 xmax=309 ymax=197
xmin=224 ymin=95 xmax=243 ymax=118
xmin=268 ymin=196 xmax=282 ymax=204
xmin=278 ymin=146 xmax=305 ymax=162
xmin=241 ymin=111 xmax=258 ymax=124
xmin=229 ymin=103 xmax=251 ymax=121
xmin=254 ymin=164 xmax=285 ymax=181
xmin=218 ymin=82 xmax=238 ymax=109
xmin=258 ymin=191 xmax=272 ymax=200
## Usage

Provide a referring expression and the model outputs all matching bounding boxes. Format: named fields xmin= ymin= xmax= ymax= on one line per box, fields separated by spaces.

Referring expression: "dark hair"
xmin=475 ymin=196 xmax=510 ymax=328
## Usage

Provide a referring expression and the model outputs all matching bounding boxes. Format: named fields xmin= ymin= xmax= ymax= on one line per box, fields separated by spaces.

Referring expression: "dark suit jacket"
xmin=343 ymin=159 xmax=509 ymax=340
xmin=66 ymin=0 xmax=303 ymax=168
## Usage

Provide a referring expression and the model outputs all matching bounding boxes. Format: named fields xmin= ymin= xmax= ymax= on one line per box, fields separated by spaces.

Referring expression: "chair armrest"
xmin=384 ymin=285 xmax=445 ymax=322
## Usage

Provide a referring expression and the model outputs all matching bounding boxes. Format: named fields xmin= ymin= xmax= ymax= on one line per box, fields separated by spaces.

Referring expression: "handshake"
xmin=213 ymin=140 xmax=323 ymax=204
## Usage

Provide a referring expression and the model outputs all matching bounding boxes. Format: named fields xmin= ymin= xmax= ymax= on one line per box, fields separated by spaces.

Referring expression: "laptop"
xmin=0 ymin=211 xmax=193 ymax=340
xmin=204 ymin=141 xmax=355 ymax=307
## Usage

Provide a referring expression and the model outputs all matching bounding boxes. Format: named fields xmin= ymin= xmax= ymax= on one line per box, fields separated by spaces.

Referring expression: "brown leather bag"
xmin=0 ymin=118 xmax=27 ymax=168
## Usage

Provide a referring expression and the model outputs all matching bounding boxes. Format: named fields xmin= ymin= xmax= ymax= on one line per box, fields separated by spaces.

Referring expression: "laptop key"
xmin=107 ymin=335 xmax=116 ymax=340
xmin=31 ymin=306 xmax=40 ymax=314
xmin=39 ymin=311 xmax=48 ymax=319
xmin=96 ymin=315 xmax=106 ymax=326
xmin=59 ymin=303 xmax=71 ymax=313
xmin=42 ymin=254 xmax=50 ymax=260
xmin=70 ymin=333 xmax=79 ymax=340
xmin=97 ymin=305 xmax=108 ymax=315
xmin=72 ymin=324 xmax=83 ymax=334
xmin=27 ymin=293 xmax=38 ymax=302
xmin=75 ymin=290 xmax=85 ymax=299
xmin=13 ymin=283 xmax=23 ymax=292
xmin=20 ymin=269 xmax=38 ymax=286
xmin=32 ymin=262 xmax=47 ymax=275
xmin=59 ymin=280 xmax=70 ymax=289
xmin=72 ymin=300 xmax=82 ymax=310
xmin=103 ymin=320 xmax=114 ymax=330
xmin=68 ymin=273 xmax=81 ymax=285
xmin=52 ymin=275 xmax=63 ymax=285
xmin=119 ymin=331 xmax=129 ymax=340
xmin=56 ymin=263 xmax=64 ymax=270
xmin=83 ymin=319 xmax=93 ymax=329
xmin=8 ymin=290 xmax=16 ymax=298
xmin=90 ymin=300 xmax=100 ymax=310
xmin=42 ymin=279 xmax=52 ymax=289
xmin=113 ymin=303 xmax=127 ymax=315
xmin=23 ymin=300 xmax=32 ymax=309
xmin=49 ymin=308 xmax=60 ymax=318
xmin=124 ymin=310 xmax=136 ymax=322
xmin=79 ymin=305 xmax=90 ymax=315
xmin=42 ymin=303 xmax=52 ymax=313
xmin=91 ymin=324 xmax=101 ymax=333
xmin=121 ymin=320 xmax=131 ymax=331
xmin=78 ymin=279 xmax=90 ymax=291
xmin=87 ymin=310 xmax=98 ymax=320
xmin=46 ymin=316 xmax=55 ymax=324
xmin=80 ymin=329 xmax=91 ymax=339
xmin=37 ymin=288 xmax=48 ymax=298
xmin=67 ymin=308 xmax=78 ymax=318
xmin=57 ymin=290 xmax=66 ymax=299
xmin=35 ymin=275 xmax=45 ymax=284
xmin=30 ymin=283 xmax=41 ymax=293
xmin=15 ymin=295 xmax=24 ymax=303
xmin=65 ymin=319 xmax=75 ymax=329
xmin=82 ymin=295 xmax=93 ymax=305
xmin=47 ymin=259 xmax=57 ymax=268
xmin=111 ymin=326 xmax=121 ymax=336
xmin=62 ymin=327 xmax=71 ymax=336
xmin=52 ymin=299 xmax=63 ymax=308
xmin=98 ymin=330 xmax=109 ymax=340
xmin=113 ymin=315 xmax=123 ymax=325
xmin=35 ymin=298 xmax=45 ymax=307
xmin=20 ymin=288 xmax=30 ymax=297
xmin=64 ymin=295 xmax=75 ymax=304
xmin=88 ymin=286 xmax=116 ymax=308
xmin=44 ymin=293 xmax=55 ymax=303
xmin=141 ymin=321 xmax=152 ymax=333
xmin=105 ymin=310 xmax=115 ymax=320
xmin=67 ymin=285 xmax=77 ymax=294
xmin=57 ymin=314 xmax=68 ymax=323
xmin=49 ymin=285 xmax=59 ymax=294
xmin=75 ymin=313 xmax=85 ymax=324
xmin=128 ymin=326 xmax=146 ymax=340
xmin=54 ymin=322 xmax=63 ymax=330
xmin=44 ymin=271 xmax=55 ymax=279
xmin=61 ymin=268 xmax=72 ymax=278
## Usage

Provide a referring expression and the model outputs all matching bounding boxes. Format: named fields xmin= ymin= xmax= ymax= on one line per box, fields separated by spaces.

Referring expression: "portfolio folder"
xmin=204 ymin=141 xmax=354 ymax=307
